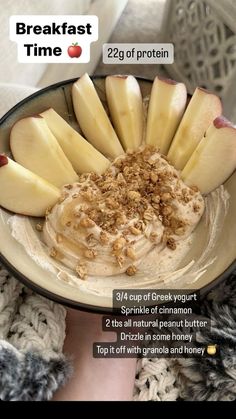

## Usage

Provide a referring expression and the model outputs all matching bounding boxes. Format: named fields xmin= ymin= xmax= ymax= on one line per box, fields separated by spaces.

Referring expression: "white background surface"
xmin=0 ymin=0 xmax=127 ymax=87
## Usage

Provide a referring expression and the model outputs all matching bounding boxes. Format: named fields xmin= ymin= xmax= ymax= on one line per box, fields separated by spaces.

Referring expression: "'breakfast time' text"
xmin=10 ymin=15 xmax=98 ymax=63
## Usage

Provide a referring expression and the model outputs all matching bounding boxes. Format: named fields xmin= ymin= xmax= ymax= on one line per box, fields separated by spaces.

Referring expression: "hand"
xmin=53 ymin=308 xmax=137 ymax=401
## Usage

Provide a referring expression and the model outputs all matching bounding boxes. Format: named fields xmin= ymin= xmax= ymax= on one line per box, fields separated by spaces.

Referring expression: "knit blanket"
xmin=1 ymin=263 xmax=236 ymax=401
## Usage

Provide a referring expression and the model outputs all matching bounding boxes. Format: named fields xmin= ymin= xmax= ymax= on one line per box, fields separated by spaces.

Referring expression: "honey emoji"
xmin=207 ymin=345 xmax=217 ymax=355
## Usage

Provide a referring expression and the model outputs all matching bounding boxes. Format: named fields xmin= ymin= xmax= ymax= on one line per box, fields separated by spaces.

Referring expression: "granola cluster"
xmin=44 ymin=146 xmax=203 ymax=279
xmin=74 ymin=146 xmax=199 ymax=235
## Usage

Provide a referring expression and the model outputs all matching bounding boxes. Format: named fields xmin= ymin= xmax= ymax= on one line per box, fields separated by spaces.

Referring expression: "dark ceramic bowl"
xmin=0 ymin=77 xmax=235 ymax=313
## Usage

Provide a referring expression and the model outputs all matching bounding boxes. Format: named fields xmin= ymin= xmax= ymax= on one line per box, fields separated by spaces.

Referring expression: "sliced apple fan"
xmin=1 ymin=74 xmax=236 ymax=217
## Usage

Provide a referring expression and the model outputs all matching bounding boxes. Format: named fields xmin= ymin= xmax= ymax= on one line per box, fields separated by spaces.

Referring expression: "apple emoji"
xmin=67 ymin=43 xmax=82 ymax=58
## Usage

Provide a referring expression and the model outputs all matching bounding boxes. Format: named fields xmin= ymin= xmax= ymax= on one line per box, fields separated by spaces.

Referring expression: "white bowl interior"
xmin=0 ymin=77 xmax=235 ymax=310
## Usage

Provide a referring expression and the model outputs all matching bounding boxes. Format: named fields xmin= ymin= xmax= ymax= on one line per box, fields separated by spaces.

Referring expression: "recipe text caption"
xmin=103 ymin=43 xmax=174 ymax=64
xmin=93 ymin=290 xmax=216 ymax=358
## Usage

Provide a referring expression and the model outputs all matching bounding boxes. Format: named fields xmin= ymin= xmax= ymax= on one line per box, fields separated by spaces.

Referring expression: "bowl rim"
xmin=0 ymin=249 xmax=236 ymax=313
xmin=0 ymin=75 xmax=235 ymax=313
xmin=0 ymin=75 xmax=150 ymax=125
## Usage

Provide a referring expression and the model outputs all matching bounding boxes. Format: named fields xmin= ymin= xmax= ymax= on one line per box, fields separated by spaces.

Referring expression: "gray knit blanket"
xmin=0 ymin=262 xmax=236 ymax=401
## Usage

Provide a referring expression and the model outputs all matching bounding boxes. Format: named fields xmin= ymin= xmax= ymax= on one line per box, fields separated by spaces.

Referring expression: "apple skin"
xmin=158 ymin=76 xmax=178 ymax=85
xmin=0 ymin=155 xmax=8 ymax=167
xmin=214 ymin=116 xmax=233 ymax=129
xmin=67 ymin=44 xmax=82 ymax=58
xmin=181 ymin=115 xmax=236 ymax=194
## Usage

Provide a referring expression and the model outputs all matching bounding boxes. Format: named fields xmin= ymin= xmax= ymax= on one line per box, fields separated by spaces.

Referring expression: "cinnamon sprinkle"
xmin=53 ymin=146 xmax=202 ymax=277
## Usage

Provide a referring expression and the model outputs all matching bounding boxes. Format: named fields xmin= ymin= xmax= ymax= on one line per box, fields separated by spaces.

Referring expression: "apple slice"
xmin=145 ymin=76 xmax=187 ymax=154
xmin=72 ymin=73 xmax=124 ymax=159
xmin=167 ymin=87 xmax=222 ymax=169
xmin=181 ymin=116 xmax=236 ymax=194
xmin=0 ymin=155 xmax=60 ymax=216
xmin=10 ymin=116 xmax=78 ymax=188
xmin=40 ymin=108 xmax=110 ymax=175
xmin=105 ymin=75 xmax=143 ymax=151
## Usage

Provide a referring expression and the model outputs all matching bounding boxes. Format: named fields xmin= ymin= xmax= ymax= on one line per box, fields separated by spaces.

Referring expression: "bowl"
xmin=0 ymin=76 xmax=235 ymax=313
